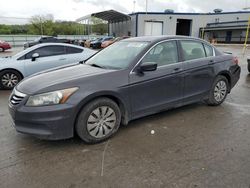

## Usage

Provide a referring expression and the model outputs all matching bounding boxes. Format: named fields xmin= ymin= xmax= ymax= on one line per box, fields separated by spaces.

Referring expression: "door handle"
xmin=209 ymin=60 xmax=215 ymax=64
xmin=173 ymin=67 xmax=182 ymax=72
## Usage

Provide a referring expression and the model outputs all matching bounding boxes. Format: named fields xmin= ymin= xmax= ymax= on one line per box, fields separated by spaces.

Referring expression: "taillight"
xmin=233 ymin=56 xmax=239 ymax=65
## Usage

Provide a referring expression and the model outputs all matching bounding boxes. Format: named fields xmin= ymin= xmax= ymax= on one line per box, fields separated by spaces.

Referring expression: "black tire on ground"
xmin=205 ymin=75 xmax=229 ymax=106
xmin=0 ymin=47 xmax=4 ymax=52
xmin=76 ymin=97 xmax=121 ymax=144
xmin=0 ymin=70 xmax=22 ymax=90
xmin=248 ymin=62 xmax=250 ymax=73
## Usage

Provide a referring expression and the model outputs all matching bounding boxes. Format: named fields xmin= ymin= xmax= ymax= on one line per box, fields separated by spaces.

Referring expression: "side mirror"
xmin=140 ymin=62 xmax=157 ymax=72
xmin=31 ymin=53 xmax=40 ymax=61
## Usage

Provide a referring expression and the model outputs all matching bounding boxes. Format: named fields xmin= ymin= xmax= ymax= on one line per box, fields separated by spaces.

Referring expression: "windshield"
xmin=34 ymin=37 xmax=41 ymax=42
xmin=86 ymin=41 xmax=149 ymax=69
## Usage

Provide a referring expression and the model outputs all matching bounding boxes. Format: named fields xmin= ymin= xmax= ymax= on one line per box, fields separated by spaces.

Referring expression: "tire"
xmin=76 ymin=98 xmax=121 ymax=144
xmin=0 ymin=47 xmax=4 ymax=52
xmin=248 ymin=62 xmax=250 ymax=73
xmin=205 ymin=75 xmax=229 ymax=106
xmin=0 ymin=70 xmax=22 ymax=90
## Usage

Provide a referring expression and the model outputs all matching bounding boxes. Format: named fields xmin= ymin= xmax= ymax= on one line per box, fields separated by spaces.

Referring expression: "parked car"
xmin=9 ymin=36 xmax=240 ymax=143
xmin=75 ymin=39 xmax=86 ymax=47
xmin=0 ymin=43 xmax=96 ymax=89
xmin=101 ymin=38 xmax=116 ymax=48
xmin=0 ymin=40 xmax=11 ymax=52
xmin=90 ymin=37 xmax=114 ymax=49
xmin=101 ymin=36 xmax=130 ymax=48
xmin=23 ymin=36 xmax=73 ymax=49
xmin=84 ymin=38 xmax=96 ymax=48
xmin=247 ymin=57 xmax=250 ymax=73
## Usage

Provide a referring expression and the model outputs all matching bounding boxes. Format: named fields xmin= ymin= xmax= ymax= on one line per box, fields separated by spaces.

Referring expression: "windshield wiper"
xmin=90 ymin=63 xmax=106 ymax=69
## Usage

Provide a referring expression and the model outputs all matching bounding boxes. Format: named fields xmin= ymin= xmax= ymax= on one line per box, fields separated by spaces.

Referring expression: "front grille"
xmin=9 ymin=89 xmax=26 ymax=106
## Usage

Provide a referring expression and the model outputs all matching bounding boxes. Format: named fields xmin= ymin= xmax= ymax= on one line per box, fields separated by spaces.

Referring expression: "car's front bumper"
xmin=9 ymin=103 xmax=76 ymax=140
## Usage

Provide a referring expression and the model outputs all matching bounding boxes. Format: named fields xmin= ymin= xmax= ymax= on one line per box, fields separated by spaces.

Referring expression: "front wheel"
xmin=205 ymin=75 xmax=229 ymax=106
xmin=0 ymin=70 xmax=22 ymax=90
xmin=76 ymin=98 xmax=121 ymax=144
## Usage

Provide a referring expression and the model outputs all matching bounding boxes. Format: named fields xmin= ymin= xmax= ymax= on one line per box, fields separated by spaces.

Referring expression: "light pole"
xmin=39 ymin=16 xmax=43 ymax=36
xmin=133 ymin=0 xmax=136 ymax=13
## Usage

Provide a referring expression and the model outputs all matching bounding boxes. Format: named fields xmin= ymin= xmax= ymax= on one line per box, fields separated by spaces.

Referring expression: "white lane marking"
xmin=224 ymin=101 xmax=250 ymax=115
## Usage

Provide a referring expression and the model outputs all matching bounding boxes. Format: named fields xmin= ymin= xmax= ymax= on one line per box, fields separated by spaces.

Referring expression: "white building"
xmin=77 ymin=10 xmax=250 ymax=43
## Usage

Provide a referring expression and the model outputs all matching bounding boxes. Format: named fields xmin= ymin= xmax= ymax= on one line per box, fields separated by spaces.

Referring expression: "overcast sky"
xmin=0 ymin=0 xmax=249 ymax=24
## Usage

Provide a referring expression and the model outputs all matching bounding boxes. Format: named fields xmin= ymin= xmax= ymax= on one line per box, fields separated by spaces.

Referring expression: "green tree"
xmin=0 ymin=14 xmax=108 ymax=35
xmin=29 ymin=14 xmax=55 ymax=35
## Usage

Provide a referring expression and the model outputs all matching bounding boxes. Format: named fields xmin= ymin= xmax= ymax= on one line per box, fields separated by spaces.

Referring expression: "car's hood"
xmin=0 ymin=57 xmax=12 ymax=63
xmin=16 ymin=64 xmax=114 ymax=95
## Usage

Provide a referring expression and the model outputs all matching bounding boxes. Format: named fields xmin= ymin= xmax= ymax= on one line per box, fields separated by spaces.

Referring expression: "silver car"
xmin=0 ymin=43 xmax=96 ymax=89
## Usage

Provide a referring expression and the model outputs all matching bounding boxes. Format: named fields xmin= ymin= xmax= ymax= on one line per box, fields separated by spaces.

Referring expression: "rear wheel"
xmin=76 ymin=98 xmax=121 ymax=144
xmin=0 ymin=70 xmax=22 ymax=90
xmin=0 ymin=47 xmax=4 ymax=52
xmin=205 ymin=75 xmax=229 ymax=106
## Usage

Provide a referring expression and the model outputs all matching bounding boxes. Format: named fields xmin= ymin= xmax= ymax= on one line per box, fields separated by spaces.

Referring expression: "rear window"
xmin=66 ymin=47 xmax=83 ymax=54
xmin=180 ymin=41 xmax=206 ymax=61
xmin=204 ymin=44 xmax=214 ymax=57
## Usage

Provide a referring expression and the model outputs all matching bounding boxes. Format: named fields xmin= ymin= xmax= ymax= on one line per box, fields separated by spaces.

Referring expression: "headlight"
xmin=26 ymin=87 xmax=78 ymax=106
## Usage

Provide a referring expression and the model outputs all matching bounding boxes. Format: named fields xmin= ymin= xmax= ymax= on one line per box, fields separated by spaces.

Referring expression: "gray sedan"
xmin=9 ymin=36 xmax=241 ymax=143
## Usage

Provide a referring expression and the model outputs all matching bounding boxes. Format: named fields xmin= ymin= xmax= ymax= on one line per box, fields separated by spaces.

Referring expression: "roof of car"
xmin=30 ymin=43 xmax=85 ymax=49
xmin=123 ymin=35 xmax=205 ymax=43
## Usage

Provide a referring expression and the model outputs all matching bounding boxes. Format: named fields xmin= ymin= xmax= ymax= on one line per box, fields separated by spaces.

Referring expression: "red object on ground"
xmin=0 ymin=40 xmax=11 ymax=52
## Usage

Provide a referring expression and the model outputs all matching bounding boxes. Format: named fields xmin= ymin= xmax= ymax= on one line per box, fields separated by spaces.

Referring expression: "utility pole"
xmin=242 ymin=2 xmax=250 ymax=55
xmin=133 ymin=0 xmax=136 ymax=13
xmin=243 ymin=16 xmax=250 ymax=55
xmin=146 ymin=0 xmax=148 ymax=14
xmin=39 ymin=16 xmax=43 ymax=36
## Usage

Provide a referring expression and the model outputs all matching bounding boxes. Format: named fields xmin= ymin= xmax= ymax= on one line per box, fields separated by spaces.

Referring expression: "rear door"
xmin=23 ymin=45 xmax=69 ymax=76
xmin=129 ymin=40 xmax=184 ymax=118
xmin=179 ymin=40 xmax=216 ymax=103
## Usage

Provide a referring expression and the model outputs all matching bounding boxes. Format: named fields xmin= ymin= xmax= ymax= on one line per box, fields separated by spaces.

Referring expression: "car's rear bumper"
xmin=230 ymin=65 xmax=241 ymax=89
xmin=1 ymin=45 xmax=11 ymax=50
xmin=9 ymin=103 xmax=76 ymax=140
xmin=5 ymin=46 xmax=11 ymax=50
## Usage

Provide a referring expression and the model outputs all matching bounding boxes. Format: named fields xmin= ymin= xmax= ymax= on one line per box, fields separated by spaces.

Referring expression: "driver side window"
xmin=25 ymin=46 xmax=66 ymax=59
xmin=141 ymin=41 xmax=178 ymax=67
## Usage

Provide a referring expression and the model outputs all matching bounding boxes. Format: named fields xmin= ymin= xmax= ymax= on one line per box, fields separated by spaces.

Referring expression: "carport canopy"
xmin=76 ymin=10 xmax=131 ymax=23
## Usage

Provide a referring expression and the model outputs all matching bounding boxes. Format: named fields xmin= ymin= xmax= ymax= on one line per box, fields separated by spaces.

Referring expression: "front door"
xmin=128 ymin=40 xmax=184 ymax=119
xmin=22 ymin=45 xmax=69 ymax=76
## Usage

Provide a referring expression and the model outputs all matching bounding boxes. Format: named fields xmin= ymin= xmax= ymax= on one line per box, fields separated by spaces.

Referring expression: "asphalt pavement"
xmin=0 ymin=46 xmax=250 ymax=188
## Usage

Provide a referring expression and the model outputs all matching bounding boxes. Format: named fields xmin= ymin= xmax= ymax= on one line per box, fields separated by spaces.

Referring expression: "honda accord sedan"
xmin=9 ymin=36 xmax=241 ymax=143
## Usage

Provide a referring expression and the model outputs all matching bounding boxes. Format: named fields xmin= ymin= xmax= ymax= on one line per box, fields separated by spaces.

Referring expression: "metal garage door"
xmin=144 ymin=21 xmax=163 ymax=36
